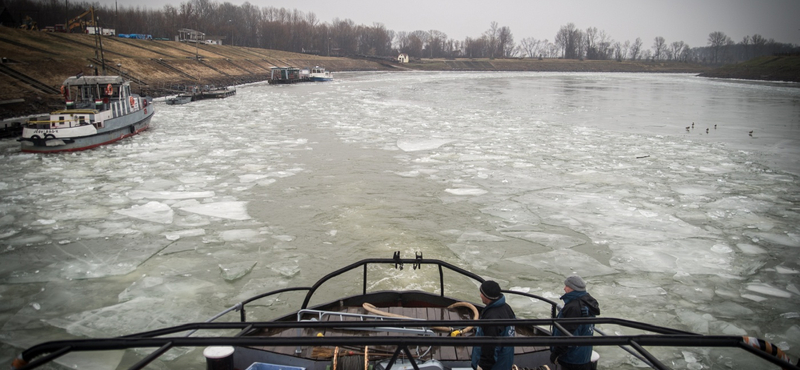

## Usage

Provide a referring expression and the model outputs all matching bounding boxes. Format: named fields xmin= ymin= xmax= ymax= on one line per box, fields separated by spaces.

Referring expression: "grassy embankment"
xmin=0 ymin=26 xmax=386 ymax=117
xmin=699 ymin=55 xmax=800 ymax=82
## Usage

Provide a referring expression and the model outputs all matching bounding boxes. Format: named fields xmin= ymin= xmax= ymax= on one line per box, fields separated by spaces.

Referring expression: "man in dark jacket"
xmin=471 ymin=280 xmax=516 ymax=370
xmin=550 ymin=275 xmax=600 ymax=370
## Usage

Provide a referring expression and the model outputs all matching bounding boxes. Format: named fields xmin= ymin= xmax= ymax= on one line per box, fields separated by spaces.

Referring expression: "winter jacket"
xmin=471 ymin=295 xmax=516 ymax=370
xmin=550 ymin=291 xmax=600 ymax=365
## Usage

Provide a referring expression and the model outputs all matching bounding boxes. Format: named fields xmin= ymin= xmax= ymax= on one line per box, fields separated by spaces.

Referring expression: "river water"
xmin=1 ymin=72 xmax=799 ymax=369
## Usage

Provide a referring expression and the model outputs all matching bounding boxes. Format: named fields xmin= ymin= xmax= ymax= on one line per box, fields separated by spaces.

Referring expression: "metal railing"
xmin=13 ymin=254 xmax=799 ymax=370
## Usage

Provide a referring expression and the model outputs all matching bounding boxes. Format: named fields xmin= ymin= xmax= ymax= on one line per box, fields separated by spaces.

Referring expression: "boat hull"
xmin=19 ymin=107 xmax=154 ymax=153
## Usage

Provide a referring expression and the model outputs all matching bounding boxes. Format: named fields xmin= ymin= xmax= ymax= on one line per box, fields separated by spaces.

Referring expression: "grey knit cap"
xmin=565 ymin=275 xmax=586 ymax=291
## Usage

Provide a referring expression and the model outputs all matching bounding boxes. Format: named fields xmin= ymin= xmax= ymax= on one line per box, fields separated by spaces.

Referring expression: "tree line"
xmin=4 ymin=0 xmax=798 ymax=64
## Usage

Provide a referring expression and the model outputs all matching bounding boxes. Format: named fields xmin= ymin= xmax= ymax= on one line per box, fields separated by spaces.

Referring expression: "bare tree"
xmin=498 ymin=26 xmax=515 ymax=57
xmin=612 ymin=41 xmax=622 ymax=61
xmin=669 ymin=41 xmax=685 ymax=61
xmin=652 ymin=36 xmax=666 ymax=60
xmin=622 ymin=40 xmax=630 ymax=60
xmin=629 ymin=37 xmax=643 ymax=60
xmin=708 ymin=31 xmax=731 ymax=63
xmin=408 ymin=30 xmax=428 ymax=58
xmin=584 ymin=26 xmax=598 ymax=59
xmin=519 ymin=37 xmax=538 ymax=58
xmin=679 ymin=43 xmax=691 ymax=62
xmin=597 ymin=30 xmax=613 ymax=59
xmin=750 ymin=34 xmax=767 ymax=57
xmin=555 ymin=23 xmax=582 ymax=59
xmin=485 ymin=21 xmax=499 ymax=58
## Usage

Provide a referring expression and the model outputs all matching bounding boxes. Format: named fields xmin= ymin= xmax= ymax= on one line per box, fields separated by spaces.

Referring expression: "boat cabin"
xmin=60 ymin=75 xmax=129 ymax=111
xmin=270 ymin=67 xmax=301 ymax=82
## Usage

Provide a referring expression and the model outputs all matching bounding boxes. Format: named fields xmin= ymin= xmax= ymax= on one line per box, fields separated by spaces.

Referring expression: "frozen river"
xmin=1 ymin=72 xmax=799 ymax=369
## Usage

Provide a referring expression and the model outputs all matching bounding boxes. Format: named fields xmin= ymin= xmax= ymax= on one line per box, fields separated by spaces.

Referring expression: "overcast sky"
xmin=100 ymin=0 xmax=799 ymax=48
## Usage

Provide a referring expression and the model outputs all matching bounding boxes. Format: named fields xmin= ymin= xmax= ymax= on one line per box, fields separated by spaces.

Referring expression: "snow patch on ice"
xmin=128 ymin=190 xmax=215 ymax=200
xmin=114 ymin=201 xmax=174 ymax=224
xmin=445 ymin=188 xmax=488 ymax=196
xmin=179 ymin=201 xmax=251 ymax=220
xmin=397 ymin=137 xmax=455 ymax=152
xmin=746 ymin=283 xmax=792 ymax=298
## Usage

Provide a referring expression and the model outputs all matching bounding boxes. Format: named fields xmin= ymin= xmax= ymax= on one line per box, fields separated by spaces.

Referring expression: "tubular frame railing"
xmin=14 ymin=256 xmax=799 ymax=370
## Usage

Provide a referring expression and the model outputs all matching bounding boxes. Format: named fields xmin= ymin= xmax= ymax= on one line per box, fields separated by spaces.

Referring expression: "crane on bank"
xmin=65 ymin=7 xmax=96 ymax=33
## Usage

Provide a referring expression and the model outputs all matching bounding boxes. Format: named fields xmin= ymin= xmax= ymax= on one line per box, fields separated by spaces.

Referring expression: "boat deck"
xmin=251 ymin=306 xmax=547 ymax=361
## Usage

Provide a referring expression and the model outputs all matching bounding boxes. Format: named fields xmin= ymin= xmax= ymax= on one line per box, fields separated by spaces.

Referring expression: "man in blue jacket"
xmin=471 ymin=280 xmax=516 ymax=370
xmin=550 ymin=275 xmax=600 ymax=370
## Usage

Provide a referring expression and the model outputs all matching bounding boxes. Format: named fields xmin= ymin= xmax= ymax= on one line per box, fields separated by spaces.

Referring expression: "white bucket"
xmin=203 ymin=346 xmax=234 ymax=370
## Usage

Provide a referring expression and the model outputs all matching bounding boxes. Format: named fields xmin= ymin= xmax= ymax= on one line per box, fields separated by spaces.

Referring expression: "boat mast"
xmin=91 ymin=6 xmax=106 ymax=75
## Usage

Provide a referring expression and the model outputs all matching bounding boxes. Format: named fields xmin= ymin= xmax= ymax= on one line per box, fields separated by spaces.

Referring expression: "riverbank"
xmin=0 ymin=26 xmax=725 ymax=119
xmin=698 ymin=55 xmax=800 ymax=82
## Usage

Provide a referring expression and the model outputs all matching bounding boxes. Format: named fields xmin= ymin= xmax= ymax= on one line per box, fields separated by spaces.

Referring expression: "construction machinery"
xmin=65 ymin=7 xmax=96 ymax=33
xmin=19 ymin=15 xmax=38 ymax=31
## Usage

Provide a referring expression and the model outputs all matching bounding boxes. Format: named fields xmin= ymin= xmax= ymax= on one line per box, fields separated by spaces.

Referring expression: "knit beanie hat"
xmin=480 ymin=280 xmax=502 ymax=300
xmin=565 ymin=275 xmax=586 ymax=291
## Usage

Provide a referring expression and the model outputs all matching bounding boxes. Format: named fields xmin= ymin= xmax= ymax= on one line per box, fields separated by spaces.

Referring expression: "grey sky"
xmin=100 ymin=0 xmax=800 ymax=48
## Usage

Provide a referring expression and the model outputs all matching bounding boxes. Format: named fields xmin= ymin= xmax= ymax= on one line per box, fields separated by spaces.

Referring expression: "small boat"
xmin=199 ymin=85 xmax=236 ymax=99
xmin=165 ymin=94 xmax=193 ymax=105
xmin=308 ymin=66 xmax=333 ymax=82
xmin=18 ymin=75 xmax=154 ymax=153
xmin=10 ymin=254 xmax=799 ymax=370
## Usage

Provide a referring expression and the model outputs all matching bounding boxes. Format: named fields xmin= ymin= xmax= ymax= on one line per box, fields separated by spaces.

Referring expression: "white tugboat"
xmin=18 ymin=75 xmax=154 ymax=153
xmin=308 ymin=66 xmax=333 ymax=82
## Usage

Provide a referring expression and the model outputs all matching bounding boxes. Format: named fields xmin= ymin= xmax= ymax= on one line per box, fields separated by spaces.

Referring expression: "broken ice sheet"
xmin=507 ymin=250 xmax=617 ymax=277
xmin=396 ymin=137 xmax=455 ymax=152
xmin=456 ymin=229 xmax=507 ymax=243
xmin=0 ymin=278 xmax=128 ymax=351
xmin=0 ymin=237 xmax=171 ymax=283
xmin=179 ymin=201 xmax=251 ymax=220
xmin=218 ymin=261 xmax=257 ymax=281
xmin=447 ymin=243 xmax=506 ymax=270
xmin=234 ymin=278 xmax=288 ymax=303
xmin=127 ymin=190 xmax=215 ymax=200
xmin=114 ymin=201 xmax=174 ymax=224
xmin=219 ymin=229 xmax=264 ymax=242
xmin=746 ymin=282 xmax=792 ymax=298
xmin=272 ymin=262 xmax=300 ymax=278
xmin=118 ymin=275 xmax=216 ymax=302
xmin=608 ymin=239 xmax=746 ymax=275
xmin=501 ymin=230 xmax=585 ymax=250
xmin=164 ymin=228 xmax=206 ymax=241
xmin=45 ymin=296 xmax=208 ymax=338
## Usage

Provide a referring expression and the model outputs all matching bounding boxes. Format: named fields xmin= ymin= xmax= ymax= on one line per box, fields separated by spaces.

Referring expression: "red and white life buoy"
xmin=129 ymin=96 xmax=135 ymax=108
xmin=106 ymin=84 xmax=113 ymax=96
